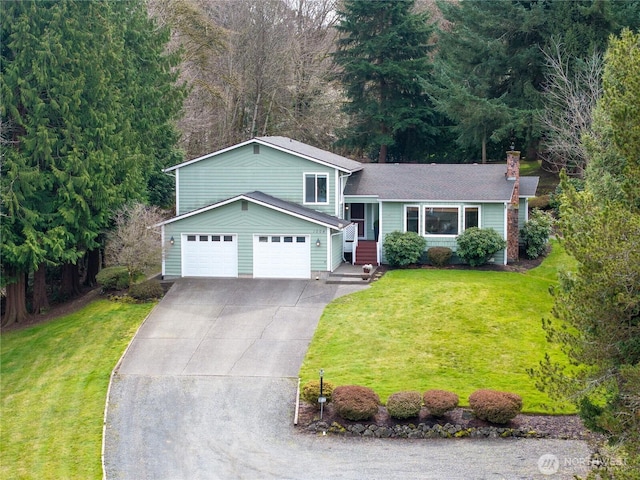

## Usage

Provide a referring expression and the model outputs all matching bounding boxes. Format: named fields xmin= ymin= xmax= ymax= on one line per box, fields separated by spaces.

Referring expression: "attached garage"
xmin=160 ymin=191 xmax=349 ymax=279
xmin=182 ymin=234 xmax=238 ymax=277
xmin=253 ymin=235 xmax=310 ymax=279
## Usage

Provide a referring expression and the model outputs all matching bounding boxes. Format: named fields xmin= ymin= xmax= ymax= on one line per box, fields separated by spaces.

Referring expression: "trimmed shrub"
xmin=301 ymin=379 xmax=335 ymax=408
xmin=468 ymin=389 xmax=523 ymax=424
xmin=383 ymin=231 xmax=427 ymax=268
xmin=128 ymin=279 xmax=164 ymax=301
xmin=386 ymin=391 xmax=422 ymax=419
xmin=427 ymin=247 xmax=453 ymax=267
xmin=423 ymin=389 xmax=459 ymax=417
xmin=96 ymin=266 xmax=130 ymax=291
xmin=456 ymin=228 xmax=506 ymax=267
xmin=519 ymin=209 xmax=554 ymax=259
xmin=332 ymin=385 xmax=380 ymax=421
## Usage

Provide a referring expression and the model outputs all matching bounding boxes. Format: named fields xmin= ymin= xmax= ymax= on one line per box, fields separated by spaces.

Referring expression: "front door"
xmin=349 ymin=203 xmax=365 ymax=238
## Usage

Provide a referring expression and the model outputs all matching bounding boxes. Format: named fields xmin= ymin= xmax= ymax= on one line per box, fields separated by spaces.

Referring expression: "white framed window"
xmin=404 ymin=205 xmax=420 ymax=234
xmin=424 ymin=206 xmax=459 ymax=235
xmin=463 ymin=206 xmax=481 ymax=230
xmin=304 ymin=173 xmax=328 ymax=204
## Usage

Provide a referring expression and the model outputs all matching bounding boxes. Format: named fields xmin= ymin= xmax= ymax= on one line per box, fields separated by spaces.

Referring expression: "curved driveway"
xmin=104 ymin=278 xmax=591 ymax=479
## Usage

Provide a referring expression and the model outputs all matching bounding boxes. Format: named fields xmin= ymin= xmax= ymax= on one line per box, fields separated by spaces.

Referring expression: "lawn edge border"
xmin=100 ymin=300 xmax=161 ymax=480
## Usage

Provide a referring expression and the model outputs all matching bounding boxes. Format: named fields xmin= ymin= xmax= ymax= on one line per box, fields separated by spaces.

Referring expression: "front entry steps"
xmin=326 ymin=262 xmax=377 ymax=285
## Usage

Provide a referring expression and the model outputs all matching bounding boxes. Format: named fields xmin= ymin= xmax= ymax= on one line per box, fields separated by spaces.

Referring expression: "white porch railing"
xmin=343 ymin=223 xmax=358 ymax=264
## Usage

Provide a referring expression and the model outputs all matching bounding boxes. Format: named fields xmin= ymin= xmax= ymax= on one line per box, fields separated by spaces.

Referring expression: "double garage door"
xmin=182 ymin=233 xmax=310 ymax=279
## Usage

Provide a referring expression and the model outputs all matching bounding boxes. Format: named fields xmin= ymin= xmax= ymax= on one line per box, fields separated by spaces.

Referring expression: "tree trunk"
xmin=2 ymin=271 xmax=28 ymax=327
xmin=60 ymin=262 xmax=81 ymax=300
xmin=481 ymin=133 xmax=487 ymax=164
xmin=379 ymin=144 xmax=388 ymax=163
xmin=250 ymin=91 xmax=261 ymax=137
xmin=85 ymin=248 xmax=100 ymax=287
xmin=32 ymin=263 xmax=49 ymax=314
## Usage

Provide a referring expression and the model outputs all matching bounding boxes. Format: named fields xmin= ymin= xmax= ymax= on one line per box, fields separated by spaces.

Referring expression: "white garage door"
xmin=253 ymin=235 xmax=311 ymax=279
xmin=182 ymin=234 xmax=238 ymax=277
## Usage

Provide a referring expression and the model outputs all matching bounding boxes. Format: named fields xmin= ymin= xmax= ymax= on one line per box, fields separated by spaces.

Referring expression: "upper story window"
xmin=304 ymin=173 xmax=328 ymax=204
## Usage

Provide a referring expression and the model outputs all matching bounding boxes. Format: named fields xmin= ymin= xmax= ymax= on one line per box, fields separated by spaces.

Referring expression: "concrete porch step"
xmin=325 ymin=264 xmax=377 ymax=284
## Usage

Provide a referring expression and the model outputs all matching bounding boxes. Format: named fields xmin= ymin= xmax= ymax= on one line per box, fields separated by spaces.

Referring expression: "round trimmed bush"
xmin=456 ymin=227 xmax=506 ymax=267
xmin=519 ymin=209 xmax=554 ymax=259
xmin=301 ymin=379 xmax=335 ymax=408
xmin=128 ymin=279 xmax=164 ymax=301
xmin=383 ymin=231 xmax=427 ymax=268
xmin=427 ymin=247 xmax=453 ymax=267
xmin=96 ymin=266 xmax=130 ymax=291
xmin=386 ymin=391 xmax=422 ymax=419
xmin=332 ymin=385 xmax=380 ymax=421
xmin=423 ymin=389 xmax=459 ymax=417
xmin=468 ymin=389 xmax=523 ymax=424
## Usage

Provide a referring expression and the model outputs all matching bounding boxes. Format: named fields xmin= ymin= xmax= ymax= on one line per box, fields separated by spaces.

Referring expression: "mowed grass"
xmin=0 ymin=300 xmax=154 ymax=480
xmin=300 ymin=241 xmax=575 ymax=414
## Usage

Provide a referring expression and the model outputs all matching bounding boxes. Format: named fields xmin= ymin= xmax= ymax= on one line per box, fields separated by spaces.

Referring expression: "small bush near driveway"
xmin=423 ymin=389 xmax=459 ymax=417
xmin=469 ymin=389 xmax=523 ymax=424
xmin=386 ymin=391 xmax=422 ymax=419
xmin=128 ymin=279 xmax=164 ymax=301
xmin=96 ymin=266 xmax=130 ymax=291
xmin=301 ymin=379 xmax=335 ymax=409
xmin=332 ymin=385 xmax=380 ymax=421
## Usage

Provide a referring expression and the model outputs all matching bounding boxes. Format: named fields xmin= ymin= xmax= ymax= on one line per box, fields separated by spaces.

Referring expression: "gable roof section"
xmin=164 ymin=136 xmax=363 ymax=174
xmin=345 ymin=163 xmax=538 ymax=202
xmin=158 ymin=191 xmax=349 ymax=230
xmin=519 ymin=176 xmax=539 ymax=198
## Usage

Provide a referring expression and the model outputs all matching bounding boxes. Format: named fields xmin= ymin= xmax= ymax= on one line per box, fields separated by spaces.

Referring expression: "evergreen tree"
xmin=534 ymin=30 xmax=640 ymax=476
xmin=333 ymin=0 xmax=437 ymax=163
xmin=435 ymin=0 xmax=640 ymax=162
xmin=0 ymin=0 xmax=184 ymax=325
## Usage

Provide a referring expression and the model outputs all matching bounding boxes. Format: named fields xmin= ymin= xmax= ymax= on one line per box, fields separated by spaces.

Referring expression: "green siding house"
xmin=159 ymin=137 xmax=538 ymax=279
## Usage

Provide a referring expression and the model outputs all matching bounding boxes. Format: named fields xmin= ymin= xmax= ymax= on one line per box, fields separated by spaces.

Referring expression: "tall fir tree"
xmin=435 ymin=0 xmax=640 ymax=162
xmin=0 ymin=0 xmax=184 ymax=325
xmin=535 ymin=29 xmax=640 ymax=476
xmin=333 ymin=0 xmax=437 ymax=163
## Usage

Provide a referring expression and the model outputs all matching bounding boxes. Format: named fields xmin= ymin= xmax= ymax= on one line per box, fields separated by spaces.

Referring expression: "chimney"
xmin=506 ymin=151 xmax=520 ymax=263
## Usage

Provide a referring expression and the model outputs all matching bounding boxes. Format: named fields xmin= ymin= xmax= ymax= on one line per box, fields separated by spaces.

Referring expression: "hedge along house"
xmin=159 ymin=137 xmax=538 ymax=279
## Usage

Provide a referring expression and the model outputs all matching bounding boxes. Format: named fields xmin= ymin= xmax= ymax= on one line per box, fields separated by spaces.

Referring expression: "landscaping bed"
xmin=298 ymin=402 xmax=593 ymax=441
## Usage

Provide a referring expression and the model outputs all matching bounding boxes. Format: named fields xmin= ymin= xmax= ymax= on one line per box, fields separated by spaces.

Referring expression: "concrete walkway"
xmin=104 ymin=278 xmax=591 ymax=479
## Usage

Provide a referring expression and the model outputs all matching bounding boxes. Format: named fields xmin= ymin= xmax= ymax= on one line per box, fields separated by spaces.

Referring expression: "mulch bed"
xmin=297 ymin=402 xmax=596 ymax=441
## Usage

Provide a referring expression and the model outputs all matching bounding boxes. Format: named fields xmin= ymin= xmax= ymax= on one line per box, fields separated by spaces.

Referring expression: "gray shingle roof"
xmin=159 ymin=191 xmax=349 ymax=230
xmin=344 ymin=164 xmax=539 ymax=202
xmin=243 ymin=191 xmax=348 ymax=229
xmin=519 ymin=176 xmax=539 ymax=197
xmin=256 ymin=136 xmax=363 ymax=173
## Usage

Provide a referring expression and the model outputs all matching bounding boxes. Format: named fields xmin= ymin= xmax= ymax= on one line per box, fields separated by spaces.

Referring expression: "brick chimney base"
xmin=507 ymin=206 xmax=519 ymax=263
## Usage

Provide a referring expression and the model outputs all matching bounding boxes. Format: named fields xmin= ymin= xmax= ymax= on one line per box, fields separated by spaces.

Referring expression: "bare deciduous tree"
xmin=105 ymin=203 xmax=166 ymax=282
xmin=150 ymin=0 xmax=344 ymax=158
xmin=539 ymin=39 xmax=603 ymax=177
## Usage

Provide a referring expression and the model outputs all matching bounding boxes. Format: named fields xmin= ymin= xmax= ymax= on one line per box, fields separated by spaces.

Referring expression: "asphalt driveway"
xmin=104 ymin=278 xmax=592 ymax=479
xmin=116 ymin=278 xmax=342 ymax=378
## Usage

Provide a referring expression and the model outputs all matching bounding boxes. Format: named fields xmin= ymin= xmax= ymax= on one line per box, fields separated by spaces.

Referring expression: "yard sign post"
xmin=318 ymin=369 xmax=326 ymax=420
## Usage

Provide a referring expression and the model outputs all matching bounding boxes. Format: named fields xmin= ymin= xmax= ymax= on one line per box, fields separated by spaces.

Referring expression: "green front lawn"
xmin=300 ymin=241 xmax=574 ymax=413
xmin=0 ymin=300 xmax=153 ymax=480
